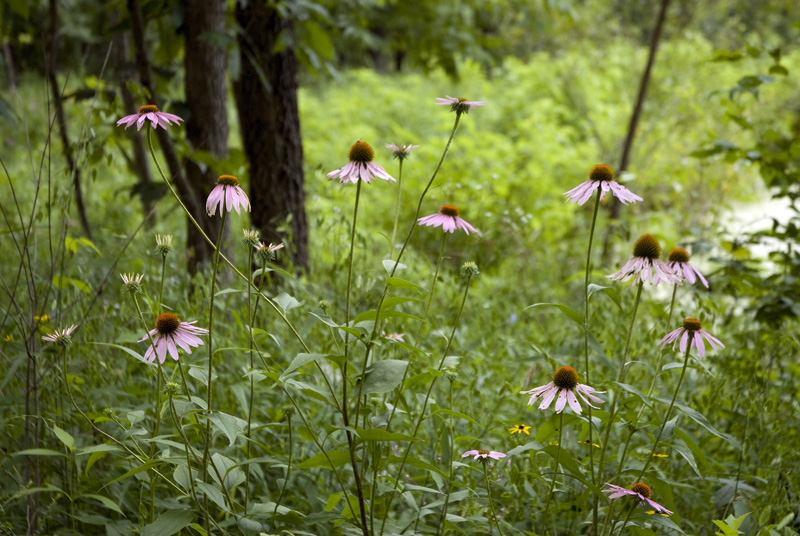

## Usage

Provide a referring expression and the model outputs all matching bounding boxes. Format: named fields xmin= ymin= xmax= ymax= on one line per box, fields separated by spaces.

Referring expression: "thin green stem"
xmin=583 ymin=188 xmax=602 ymax=530
xmin=245 ymin=248 xmax=255 ymax=513
xmin=202 ymin=207 xmax=227 ymax=491
xmin=437 ymin=379 xmax=456 ymax=536
xmin=616 ymin=502 xmax=637 ymax=536
xmin=158 ymin=253 xmax=166 ymax=311
xmin=542 ymin=411 xmax=564 ymax=535
xmin=167 ymin=390 xmax=199 ymax=504
xmin=390 ymin=159 xmax=404 ymax=259
xmin=273 ymin=413 xmax=293 ymax=516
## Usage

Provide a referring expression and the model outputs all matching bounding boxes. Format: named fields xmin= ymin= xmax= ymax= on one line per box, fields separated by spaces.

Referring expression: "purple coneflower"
xmin=254 ymin=241 xmax=284 ymax=261
xmin=564 ymin=164 xmax=643 ymax=206
xmin=206 ymin=175 xmax=251 ymax=216
xmin=667 ymin=248 xmax=709 ymax=288
xmin=327 ymin=141 xmax=395 ymax=184
xmin=607 ymin=234 xmax=681 ymax=286
xmin=658 ymin=318 xmax=724 ymax=358
xmin=386 ymin=143 xmax=420 ymax=161
xmin=139 ymin=312 xmax=208 ymax=364
xmin=116 ymin=104 xmax=183 ymax=131
xmin=418 ymin=205 xmax=478 ymax=235
xmin=462 ymin=449 xmax=506 ymax=460
xmin=603 ymin=483 xmax=673 ymax=516
xmin=436 ymin=96 xmax=485 ymax=114
xmin=520 ymin=365 xmax=604 ymax=414
xmin=383 ymin=332 xmax=406 ymax=342
xmin=42 ymin=325 xmax=77 ymax=347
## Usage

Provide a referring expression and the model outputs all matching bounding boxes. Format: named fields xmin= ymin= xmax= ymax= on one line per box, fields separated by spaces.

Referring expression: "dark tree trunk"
xmin=233 ymin=1 xmax=309 ymax=270
xmin=183 ymin=0 xmax=229 ymax=272
xmin=48 ymin=0 xmax=93 ymax=239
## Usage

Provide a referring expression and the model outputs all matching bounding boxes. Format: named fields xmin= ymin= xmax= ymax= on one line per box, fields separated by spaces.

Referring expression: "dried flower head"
xmin=242 ymin=229 xmax=261 ymax=249
xmin=42 ymin=325 xmax=78 ymax=347
xmin=386 ymin=143 xmax=420 ymax=161
xmin=255 ymin=241 xmax=284 ymax=261
xmin=436 ymin=96 xmax=486 ymax=115
xmin=155 ymin=234 xmax=173 ymax=256
xmin=120 ymin=273 xmax=145 ymax=294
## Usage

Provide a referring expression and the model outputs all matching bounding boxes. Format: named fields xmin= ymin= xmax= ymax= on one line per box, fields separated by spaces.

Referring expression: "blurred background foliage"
xmin=2 ymin=0 xmax=800 ymax=534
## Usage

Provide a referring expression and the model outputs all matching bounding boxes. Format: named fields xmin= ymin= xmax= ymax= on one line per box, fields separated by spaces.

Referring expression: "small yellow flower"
xmin=3 ymin=334 xmax=12 ymax=342
xmin=653 ymin=453 xmax=669 ymax=458
xmin=579 ymin=440 xmax=601 ymax=448
xmin=34 ymin=314 xmax=50 ymax=323
xmin=509 ymin=424 xmax=531 ymax=435
xmin=645 ymin=510 xmax=670 ymax=517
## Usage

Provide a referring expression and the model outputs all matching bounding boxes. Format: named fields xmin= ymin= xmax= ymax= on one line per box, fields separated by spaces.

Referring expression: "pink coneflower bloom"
xmin=386 ymin=143 xmax=420 ymax=161
xmin=658 ymin=318 xmax=724 ymax=358
xmin=206 ymin=175 xmax=251 ymax=216
xmin=607 ymin=234 xmax=681 ymax=286
xmin=603 ymin=483 xmax=673 ymax=516
xmin=116 ymin=104 xmax=183 ymax=131
xmin=564 ymin=164 xmax=643 ymax=206
xmin=139 ymin=312 xmax=208 ymax=364
xmin=667 ymin=248 xmax=709 ymax=288
xmin=418 ymin=205 xmax=478 ymax=235
xmin=383 ymin=332 xmax=406 ymax=342
xmin=462 ymin=449 xmax=506 ymax=461
xmin=436 ymin=96 xmax=485 ymax=114
xmin=327 ymin=141 xmax=395 ymax=184
xmin=254 ymin=241 xmax=284 ymax=261
xmin=520 ymin=366 xmax=604 ymax=414
xmin=42 ymin=325 xmax=77 ymax=346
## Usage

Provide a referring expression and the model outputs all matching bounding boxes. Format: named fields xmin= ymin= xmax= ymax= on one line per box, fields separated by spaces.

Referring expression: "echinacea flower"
xmin=120 ymin=273 xmax=144 ymax=294
xmin=658 ymin=318 xmax=724 ymax=358
xmin=564 ymin=164 xmax=643 ymax=206
xmin=155 ymin=234 xmax=173 ymax=256
xmin=327 ymin=141 xmax=395 ymax=184
xmin=206 ymin=175 xmax=251 ymax=216
xmin=254 ymin=241 xmax=284 ymax=261
xmin=607 ymin=234 xmax=681 ymax=286
xmin=462 ymin=449 xmax=506 ymax=460
xmin=383 ymin=332 xmax=406 ymax=342
xmin=116 ymin=104 xmax=183 ymax=131
xmin=42 ymin=325 xmax=77 ymax=347
xmin=242 ymin=229 xmax=261 ymax=249
xmin=418 ymin=205 xmax=478 ymax=235
xmin=139 ymin=312 xmax=208 ymax=364
xmin=509 ymin=424 xmax=531 ymax=435
xmin=436 ymin=96 xmax=485 ymax=114
xmin=603 ymin=483 xmax=672 ymax=516
xmin=386 ymin=143 xmax=420 ymax=161
xmin=667 ymin=248 xmax=709 ymax=288
xmin=520 ymin=365 xmax=604 ymax=414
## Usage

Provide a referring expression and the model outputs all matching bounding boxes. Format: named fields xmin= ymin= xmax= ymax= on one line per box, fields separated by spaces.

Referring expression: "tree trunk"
xmin=233 ymin=1 xmax=309 ymax=270
xmin=183 ymin=0 xmax=229 ymax=272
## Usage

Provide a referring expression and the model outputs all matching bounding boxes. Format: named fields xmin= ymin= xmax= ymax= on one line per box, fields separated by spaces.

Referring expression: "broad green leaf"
xmin=195 ymin=482 xmax=227 ymax=510
xmin=297 ymin=450 xmax=351 ymax=470
xmin=386 ymin=277 xmax=424 ymax=291
xmin=52 ymin=275 xmax=91 ymax=294
xmin=13 ymin=449 xmax=65 ymax=457
xmin=80 ymin=493 xmax=124 ymax=515
xmin=382 ymin=259 xmax=407 ymax=273
xmin=614 ymin=382 xmax=653 ymax=408
xmin=273 ymin=292 xmax=303 ymax=312
xmin=210 ymin=412 xmax=247 ymax=447
xmin=361 ymin=360 xmax=409 ymax=394
xmin=140 ymin=509 xmax=194 ymax=536
xmin=588 ymin=284 xmax=622 ymax=309
xmin=90 ymin=342 xmax=147 ymax=364
xmin=101 ymin=460 xmax=160 ymax=490
xmin=354 ymin=428 xmax=420 ymax=442
xmin=281 ymin=353 xmax=328 ymax=378
xmin=211 ymin=453 xmax=245 ymax=489
xmin=434 ymin=408 xmax=479 ymax=426
xmin=524 ymin=302 xmax=583 ymax=327
xmin=53 ymin=425 xmax=75 ymax=450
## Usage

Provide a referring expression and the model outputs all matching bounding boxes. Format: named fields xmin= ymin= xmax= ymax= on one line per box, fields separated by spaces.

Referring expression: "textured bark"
xmin=48 ymin=0 xmax=92 ymax=239
xmin=183 ymin=0 xmax=229 ymax=272
xmin=233 ymin=1 xmax=309 ymax=270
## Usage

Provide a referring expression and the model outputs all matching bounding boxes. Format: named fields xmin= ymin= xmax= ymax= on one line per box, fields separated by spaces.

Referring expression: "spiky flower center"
xmin=683 ymin=318 xmax=702 ymax=331
xmin=457 ymin=97 xmax=469 ymax=102
xmin=440 ymin=204 xmax=460 ymax=217
xmin=668 ymin=248 xmax=689 ymax=263
xmin=633 ymin=234 xmax=662 ymax=259
xmin=589 ymin=164 xmax=615 ymax=182
xmin=348 ymin=141 xmax=374 ymax=164
xmin=139 ymin=104 xmax=159 ymax=114
xmin=477 ymin=449 xmax=489 ymax=455
xmin=155 ymin=313 xmax=180 ymax=335
xmin=631 ymin=482 xmax=651 ymax=498
xmin=217 ymin=174 xmax=239 ymax=187
xmin=553 ymin=366 xmax=579 ymax=390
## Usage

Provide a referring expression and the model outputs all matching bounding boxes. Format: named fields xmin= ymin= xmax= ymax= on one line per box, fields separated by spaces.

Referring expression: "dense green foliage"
xmin=2 ymin=5 xmax=800 ymax=536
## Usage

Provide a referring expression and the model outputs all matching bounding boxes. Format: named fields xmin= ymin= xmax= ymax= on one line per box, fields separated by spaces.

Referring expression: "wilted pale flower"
xmin=436 ymin=96 xmax=485 ymax=114
xmin=564 ymin=164 xmax=643 ymax=206
xmin=418 ymin=205 xmax=478 ymax=235
xmin=116 ymin=104 xmax=183 ymax=131
xmin=658 ymin=318 xmax=724 ymax=358
xmin=242 ymin=229 xmax=261 ymax=249
xmin=327 ymin=141 xmax=395 ymax=184
xmin=206 ymin=175 xmax=251 ymax=216
xmin=42 ymin=325 xmax=77 ymax=347
xmin=139 ymin=312 xmax=208 ymax=364
xmin=386 ymin=143 xmax=420 ymax=161
xmin=255 ymin=241 xmax=284 ymax=261
xmin=520 ymin=366 xmax=604 ymax=414
xmin=667 ymin=248 xmax=709 ymax=288
xmin=603 ymin=483 xmax=672 ymax=516
xmin=155 ymin=234 xmax=173 ymax=256
xmin=607 ymin=234 xmax=681 ymax=286
xmin=120 ymin=273 xmax=144 ymax=294
xmin=462 ymin=449 xmax=506 ymax=460
xmin=383 ymin=332 xmax=406 ymax=342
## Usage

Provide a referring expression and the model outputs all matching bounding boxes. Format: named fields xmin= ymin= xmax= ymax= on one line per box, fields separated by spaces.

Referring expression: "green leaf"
xmin=52 ymin=275 xmax=91 ymax=294
xmin=90 ymin=342 xmax=147 ymax=363
xmin=361 ymin=360 xmax=409 ymax=394
xmin=297 ymin=450 xmax=351 ymax=470
xmin=354 ymin=428 xmax=420 ymax=442
xmin=354 ymin=309 xmax=421 ymax=323
xmin=273 ymin=292 xmax=303 ymax=313
xmin=614 ymin=382 xmax=652 ymax=408
xmin=386 ymin=277 xmax=424 ymax=291
xmin=53 ymin=425 xmax=75 ymax=450
xmin=80 ymin=493 xmax=124 ymax=515
xmin=12 ymin=448 xmax=65 ymax=457
xmin=386 ymin=455 xmax=446 ymax=477
xmin=524 ymin=302 xmax=583 ymax=327
xmin=588 ymin=284 xmax=621 ymax=310
xmin=281 ymin=353 xmax=328 ymax=378
xmin=382 ymin=259 xmax=407 ymax=273
xmin=140 ymin=509 xmax=194 ymax=536
xmin=211 ymin=453 xmax=245 ymax=489
xmin=195 ymin=481 xmax=227 ymax=510
xmin=210 ymin=412 xmax=247 ymax=447
xmin=434 ymin=408 xmax=479 ymax=426
xmin=101 ymin=460 xmax=160 ymax=490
